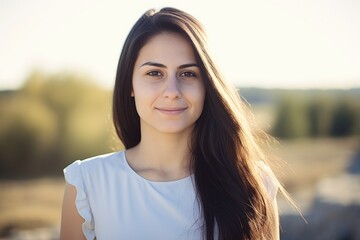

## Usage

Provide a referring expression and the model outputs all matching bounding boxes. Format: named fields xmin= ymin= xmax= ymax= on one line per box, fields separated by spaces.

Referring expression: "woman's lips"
xmin=155 ymin=107 xmax=188 ymax=115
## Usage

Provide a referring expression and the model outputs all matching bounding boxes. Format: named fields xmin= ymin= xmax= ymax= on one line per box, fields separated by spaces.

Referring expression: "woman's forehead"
xmin=135 ymin=32 xmax=197 ymax=66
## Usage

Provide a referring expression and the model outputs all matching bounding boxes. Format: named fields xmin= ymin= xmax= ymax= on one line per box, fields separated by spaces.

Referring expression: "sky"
xmin=0 ymin=0 xmax=359 ymax=90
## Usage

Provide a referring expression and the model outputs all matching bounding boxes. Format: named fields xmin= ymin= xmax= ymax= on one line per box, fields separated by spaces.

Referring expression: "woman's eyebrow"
xmin=140 ymin=61 xmax=199 ymax=69
xmin=178 ymin=63 xmax=199 ymax=69
xmin=140 ymin=61 xmax=166 ymax=68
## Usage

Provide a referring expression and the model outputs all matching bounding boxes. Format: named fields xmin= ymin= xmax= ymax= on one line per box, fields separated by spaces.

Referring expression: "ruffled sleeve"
xmin=64 ymin=160 xmax=95 ymax=240
xmin=256 ymin=161 xmax=279 ymax=201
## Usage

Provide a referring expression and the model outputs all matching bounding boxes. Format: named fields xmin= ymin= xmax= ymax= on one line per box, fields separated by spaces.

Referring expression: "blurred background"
xmin=1 ymin=0 xmax=359 ymax=239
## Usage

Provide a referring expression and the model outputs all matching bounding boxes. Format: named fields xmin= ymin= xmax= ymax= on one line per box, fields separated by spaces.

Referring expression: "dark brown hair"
xmin=113 ymin=7 xmax=278 ymax=239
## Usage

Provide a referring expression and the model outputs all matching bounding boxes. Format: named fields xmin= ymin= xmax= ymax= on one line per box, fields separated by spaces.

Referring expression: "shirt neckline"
xmin=121 ymin=150 xmax=193 ymax=185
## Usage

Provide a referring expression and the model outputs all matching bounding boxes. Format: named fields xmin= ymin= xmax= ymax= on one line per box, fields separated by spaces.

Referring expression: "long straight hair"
xmin=113 ymin=7 xmax=278 ymax=239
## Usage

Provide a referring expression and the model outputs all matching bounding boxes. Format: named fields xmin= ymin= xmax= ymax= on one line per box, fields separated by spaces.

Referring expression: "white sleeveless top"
xmin=63 ymin=151 xmax=278 ymax=240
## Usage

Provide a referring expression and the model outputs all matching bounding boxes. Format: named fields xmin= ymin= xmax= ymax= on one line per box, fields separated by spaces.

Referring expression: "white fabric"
xmin=63 ymin=151 xmax=278 ymax=240
xmin=64 ymin=151 xmax=202 ymax=240
xmin=256 ymin=160 xmax=279 ymax=201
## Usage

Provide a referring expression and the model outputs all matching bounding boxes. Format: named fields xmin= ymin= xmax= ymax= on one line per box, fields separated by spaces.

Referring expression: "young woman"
xmin=60 ymin=7 xmax=280 ymax=240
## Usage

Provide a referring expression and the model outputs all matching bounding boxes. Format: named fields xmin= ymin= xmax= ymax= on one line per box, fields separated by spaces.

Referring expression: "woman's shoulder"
xmin=64 ymin=150 xmax=126 ymax=176
xmin=79 ymin=150 xmax=124 ymax=167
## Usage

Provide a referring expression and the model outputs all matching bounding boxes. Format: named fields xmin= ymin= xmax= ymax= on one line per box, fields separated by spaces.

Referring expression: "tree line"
xmin=271 ymin=90 xmax=360 ymax=139
xmin=0 ymin=71 xmax=121 ymax=178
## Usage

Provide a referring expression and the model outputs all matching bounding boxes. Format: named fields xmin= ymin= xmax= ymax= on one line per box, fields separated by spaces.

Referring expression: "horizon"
xmin=1 ymin=70 xmax=358 ymax=92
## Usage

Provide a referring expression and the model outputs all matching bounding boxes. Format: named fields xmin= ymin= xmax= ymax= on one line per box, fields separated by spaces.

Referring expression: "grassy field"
xmin=271 ymin=137 xmax=359 ymax=189
xmin=0 ymin=178 xmax=65 ymax=235
xmin=0 ymin=137 xmax=359 ymax=236
xmin=270 ymin=137 xmax=359 ymax=214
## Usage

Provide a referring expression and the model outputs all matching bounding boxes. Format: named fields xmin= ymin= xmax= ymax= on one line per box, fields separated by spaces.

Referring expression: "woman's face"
xmin=132 ymin=31 xmax=205 ymax=136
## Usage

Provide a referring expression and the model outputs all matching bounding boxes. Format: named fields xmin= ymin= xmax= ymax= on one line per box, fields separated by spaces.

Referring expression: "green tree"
xmin=0 ymin=70 xmax=122 ymax=178
xmin=330 ymin=99 xmax=358 ymax=137
xmin=272 ymin=95 xmax=309 ymax=139
xmin=0 ymin=94 xmax=57 ymax=178
xmin=307 ymin=95 xmax=334 ymax=137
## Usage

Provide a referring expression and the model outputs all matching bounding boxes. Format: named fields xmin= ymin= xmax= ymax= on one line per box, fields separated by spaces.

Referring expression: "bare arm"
xmin=60 ymin=183 xmax=86 ymax=240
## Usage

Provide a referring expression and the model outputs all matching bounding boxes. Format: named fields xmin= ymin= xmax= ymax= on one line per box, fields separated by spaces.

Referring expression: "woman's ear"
xmin=131 ymin=91 xmax=134 ymax=97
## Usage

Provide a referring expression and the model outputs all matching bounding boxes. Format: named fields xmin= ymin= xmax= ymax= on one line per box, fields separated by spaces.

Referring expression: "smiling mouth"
xmin=155 ymin=107 xmax=188 ymax=115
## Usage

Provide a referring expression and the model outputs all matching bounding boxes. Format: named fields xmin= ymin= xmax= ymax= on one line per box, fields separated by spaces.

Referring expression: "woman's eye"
xmin=147 ymin=71 xmax=162 ymax=77
xmin=180 ymin=71 xmax=197 ymax=78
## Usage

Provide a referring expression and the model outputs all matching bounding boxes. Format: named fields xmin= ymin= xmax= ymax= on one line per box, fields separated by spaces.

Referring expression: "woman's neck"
xmin=125 ymin=128 xmax=192 ymax=181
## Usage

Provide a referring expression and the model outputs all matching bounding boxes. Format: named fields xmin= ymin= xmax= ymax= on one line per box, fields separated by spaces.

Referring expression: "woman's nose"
xmin=162 ymin=74 xmax=181 ymax=99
